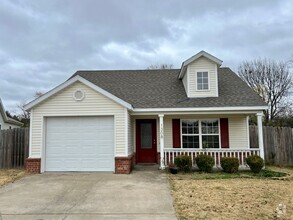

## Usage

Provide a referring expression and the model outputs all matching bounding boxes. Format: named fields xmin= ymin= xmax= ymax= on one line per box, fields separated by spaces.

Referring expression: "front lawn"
xmin=0 ymin=169 xmax=26 ymax=187
xmin=169 ymin=167 xmax=293 ymax=220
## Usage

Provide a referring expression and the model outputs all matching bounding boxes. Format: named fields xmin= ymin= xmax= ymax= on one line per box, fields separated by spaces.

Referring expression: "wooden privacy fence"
xmin=250 ymin=125 xmax=293 ymax=166
xmin=0 ymin=128 xmax=29 ymax=169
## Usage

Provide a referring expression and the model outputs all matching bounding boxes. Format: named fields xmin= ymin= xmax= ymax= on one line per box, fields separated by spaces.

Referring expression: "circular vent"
xmin=73 ymin=89 xmax=85 ymax=101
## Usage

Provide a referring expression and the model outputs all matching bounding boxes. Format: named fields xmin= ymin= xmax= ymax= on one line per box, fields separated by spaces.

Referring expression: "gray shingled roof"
xmin=71 ymin=68 xmax=266 ymax=108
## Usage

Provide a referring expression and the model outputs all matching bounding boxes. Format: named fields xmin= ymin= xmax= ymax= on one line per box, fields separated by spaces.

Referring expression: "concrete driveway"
xmin=0 ymin=166 xmax=176 ymax=220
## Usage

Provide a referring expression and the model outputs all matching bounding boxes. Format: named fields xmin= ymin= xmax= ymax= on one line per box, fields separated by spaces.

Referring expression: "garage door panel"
xmin=45 ymin=117 xmax=114 ymax=172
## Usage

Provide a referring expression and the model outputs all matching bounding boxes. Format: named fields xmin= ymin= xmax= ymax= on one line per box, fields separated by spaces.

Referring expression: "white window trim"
xmin=180 ymin=118 xmax=222 ymax=149
xmin=196 ymin=70 xmax=210 ymax=91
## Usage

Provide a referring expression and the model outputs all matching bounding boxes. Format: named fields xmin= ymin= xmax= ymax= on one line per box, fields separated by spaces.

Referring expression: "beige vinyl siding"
xmin=128 ymin=111 xmax=133 ymax=155
xmin=229 ymin=116 xmax=249 ymax=148
xmin=182 ymin=72 xmax=188 ymax=96
xmin=188 ymin=57 xmax=218 ymax=97
xmin=30 ymin=81 xmax=127 ymax=158
xmin=162 ymin=114 xmax=249 ymax=149
xmin=164 ymin=117 xmax=173 ymax=148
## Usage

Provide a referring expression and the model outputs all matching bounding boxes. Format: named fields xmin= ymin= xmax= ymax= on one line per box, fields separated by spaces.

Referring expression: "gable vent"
xmin=73 ymin=89 xmax=85 ymax=101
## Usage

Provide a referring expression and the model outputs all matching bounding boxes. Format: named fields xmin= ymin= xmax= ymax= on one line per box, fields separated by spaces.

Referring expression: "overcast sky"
xmin=0 ymin=0 xmax=292 ymax=113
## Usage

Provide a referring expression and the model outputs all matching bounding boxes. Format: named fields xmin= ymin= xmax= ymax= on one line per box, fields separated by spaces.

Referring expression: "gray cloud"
xmin=0 ymin=0 xmax=292 ymax=112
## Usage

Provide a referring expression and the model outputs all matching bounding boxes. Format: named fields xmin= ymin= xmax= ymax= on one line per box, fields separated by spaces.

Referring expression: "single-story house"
xmin=24 ymin=51 xmax=267 ymax=174
xmin=0 ymin=98 xmax=23 ymax=130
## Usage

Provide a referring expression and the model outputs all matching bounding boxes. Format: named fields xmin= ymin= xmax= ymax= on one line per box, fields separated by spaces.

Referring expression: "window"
xmin=182 ymin=120 xmax=199 ymax=148
xmin=181 ymin=119 xmax=220 ymax=149
xmin=197 ymin=72 xmax=209 ymax=90
xmin=201 ymin=120 xmax=219 ymax=148
xmin=140 ymin=122 xmax=152 ymax=149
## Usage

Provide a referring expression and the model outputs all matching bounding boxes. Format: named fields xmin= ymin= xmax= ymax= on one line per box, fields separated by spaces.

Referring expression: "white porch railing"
xmin=163 ymin=148 xmax=260 ymax=168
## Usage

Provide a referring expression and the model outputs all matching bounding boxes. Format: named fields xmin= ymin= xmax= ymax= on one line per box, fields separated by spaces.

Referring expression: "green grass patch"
xmin=173 ymin=169 xmax=287 ymax=180
xmin=286 ymin=166 xmax=293 ymax=170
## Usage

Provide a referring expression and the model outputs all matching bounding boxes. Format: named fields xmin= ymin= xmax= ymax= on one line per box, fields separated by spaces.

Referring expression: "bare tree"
xmin=147 ymin=64 xmax=174 ymax=69
xmin=17 ymin=100 xmax=30 ymax=120
xmin=16 ymin=91 xmax=43 ymax=121
xmin=238 ymin=58 xmax=292 ymax=123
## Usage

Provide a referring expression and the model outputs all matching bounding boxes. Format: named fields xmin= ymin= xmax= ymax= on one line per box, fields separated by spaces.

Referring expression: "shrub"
xmin=246 ymin=155 xmax=264 ymax=173
xmin=221 ymin=157 xmax=239 ymax=173
xmin=195 ymin=154 xmax=214 ymax=172
xmin=174 ymin=155 xmax=192 ymax=172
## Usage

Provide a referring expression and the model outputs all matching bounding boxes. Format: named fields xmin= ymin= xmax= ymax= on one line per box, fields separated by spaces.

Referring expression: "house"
xmin=24 ymin=51 xmax=267 ymax=174
xmin=0 ymin=98 xmax=23 ymax=130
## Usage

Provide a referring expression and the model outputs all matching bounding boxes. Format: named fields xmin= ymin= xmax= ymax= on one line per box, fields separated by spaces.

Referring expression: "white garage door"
xmin=45 ymin=116 xmax=114 ymax=171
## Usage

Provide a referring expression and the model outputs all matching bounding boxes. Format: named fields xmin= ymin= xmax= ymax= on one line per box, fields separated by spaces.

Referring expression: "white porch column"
xmin=257 ymin=112 xmax=265 ymax=160
xmin=159 ymin=114 xmax=165 ymax=169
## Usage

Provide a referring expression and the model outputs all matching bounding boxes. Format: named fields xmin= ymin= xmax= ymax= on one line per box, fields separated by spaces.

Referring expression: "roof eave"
xmin=132 ymin=106 xmax=268 ymax=113
xmin=178 ymin=50 xmax=223 ymax=79
xmin=7 ymin=117 xmax=24 ymax=126
xmin=0 ymin=98 xmax=23 ymax=126
xmin=0 ymin=98 xmax=9 ymax=122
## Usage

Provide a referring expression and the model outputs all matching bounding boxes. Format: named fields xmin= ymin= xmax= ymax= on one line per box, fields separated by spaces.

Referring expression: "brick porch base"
xmin=25 ymin=158 xmax=41 ymax=174
xmin=115 ymin=154 xmax=135 ymax=174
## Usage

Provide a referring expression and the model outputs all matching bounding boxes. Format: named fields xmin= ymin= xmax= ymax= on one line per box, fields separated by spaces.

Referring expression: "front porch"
xmin=130 ymin=111 xmax=265 ymax=170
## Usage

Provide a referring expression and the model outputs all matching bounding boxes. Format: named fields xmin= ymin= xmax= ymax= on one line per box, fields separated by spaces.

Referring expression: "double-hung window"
xmin=181 ymin=119 xmax=220 ymax=148
xmin=182 ymin=120 xmax=199 ymax=148
xmin=201 ymin=120 xmax=219 ymax=148
xmin=197 ymin=71 xmax=209 ymax=90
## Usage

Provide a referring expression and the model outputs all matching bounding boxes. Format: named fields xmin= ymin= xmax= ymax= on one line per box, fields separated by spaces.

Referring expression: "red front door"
xmin=136 ymin=119 xmax=157 ymax=163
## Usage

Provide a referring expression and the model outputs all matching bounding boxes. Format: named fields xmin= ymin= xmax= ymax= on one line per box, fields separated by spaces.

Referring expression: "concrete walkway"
xmin=0 ymin=166 xmax=177 ymax=220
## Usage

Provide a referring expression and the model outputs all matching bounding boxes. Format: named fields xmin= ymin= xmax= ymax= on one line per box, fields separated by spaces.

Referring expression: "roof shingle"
xmin=71 ymin=68 xmax=266 ymax=108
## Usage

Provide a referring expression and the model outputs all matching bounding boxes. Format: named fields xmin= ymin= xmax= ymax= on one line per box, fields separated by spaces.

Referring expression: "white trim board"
xmin=24 ymin=75 xmax=133 ymax=111
xmin=132 ymin=106 xmax=268 ymax=113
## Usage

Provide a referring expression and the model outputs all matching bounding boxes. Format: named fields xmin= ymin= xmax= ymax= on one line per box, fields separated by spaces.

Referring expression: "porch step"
xmin=134 ymin=164 xmax=160 ymax=171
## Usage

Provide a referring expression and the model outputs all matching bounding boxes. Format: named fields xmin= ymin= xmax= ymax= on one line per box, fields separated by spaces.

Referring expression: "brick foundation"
xmin=25 ymin=158 xmax=41 ymax=174
xmin=115 ymin=154 xmax=135 ymax=174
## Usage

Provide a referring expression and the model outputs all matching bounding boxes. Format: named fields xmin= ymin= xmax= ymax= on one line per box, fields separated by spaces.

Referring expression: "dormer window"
xmin=197 ymin=71 xmax=209 ymax=90
xmin=178 ymin=51 xmax=222 ymax=97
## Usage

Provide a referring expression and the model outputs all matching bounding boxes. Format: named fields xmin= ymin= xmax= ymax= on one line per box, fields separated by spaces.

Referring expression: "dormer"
xmin=178 ymin=51 xmax=223 ymax=98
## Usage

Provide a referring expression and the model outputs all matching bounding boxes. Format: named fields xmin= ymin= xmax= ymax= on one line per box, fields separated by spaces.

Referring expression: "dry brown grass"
xmin=169 ymin=167 xmax=293 ymax=220
xmin=0 ymin=169 xmax=26 ymax=187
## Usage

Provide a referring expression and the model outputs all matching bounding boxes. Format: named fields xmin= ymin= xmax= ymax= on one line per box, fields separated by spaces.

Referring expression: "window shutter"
xmin=220 ymin=118 xmax=229 ymax=148
xmin=172 ymin=119 xmax=181 ymax=148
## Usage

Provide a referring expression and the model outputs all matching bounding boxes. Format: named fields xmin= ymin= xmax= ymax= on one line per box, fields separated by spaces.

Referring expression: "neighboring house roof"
xmin=0 ymin=98 xmax=24 ymax=126
xmin=69 ymin=67 xmax=266 ymax=109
